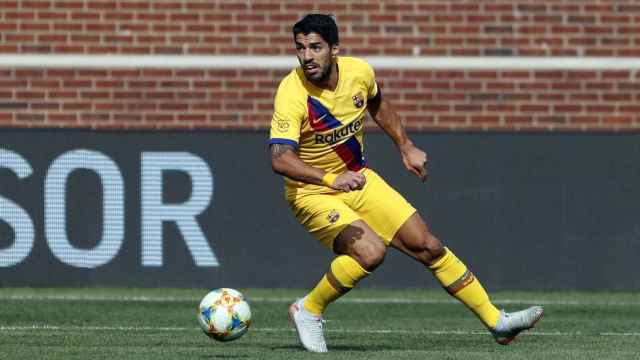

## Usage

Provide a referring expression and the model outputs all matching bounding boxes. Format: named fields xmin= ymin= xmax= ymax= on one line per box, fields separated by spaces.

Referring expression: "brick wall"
xmin=1 ymin=0 xmax=639 ymax=131
xmin=3 ymin=1 xmax=640 ymax=57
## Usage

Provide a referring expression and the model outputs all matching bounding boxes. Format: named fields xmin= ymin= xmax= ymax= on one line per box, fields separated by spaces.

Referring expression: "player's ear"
xmin=331 ymin=44 xmax=340 ymax=58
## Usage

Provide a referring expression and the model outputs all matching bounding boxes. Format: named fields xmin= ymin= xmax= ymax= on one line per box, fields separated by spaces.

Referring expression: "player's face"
xmin=294 ymin=32 xmax=338 ymax=85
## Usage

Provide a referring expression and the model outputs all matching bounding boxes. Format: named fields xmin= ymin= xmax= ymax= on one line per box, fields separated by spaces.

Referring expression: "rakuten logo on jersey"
xmin=314 ymin=118 xmax=363 ymax=145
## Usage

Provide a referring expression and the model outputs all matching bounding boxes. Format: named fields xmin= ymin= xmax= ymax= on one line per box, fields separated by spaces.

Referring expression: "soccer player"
xmin=269 ymin=14 xmax=543 ymax=353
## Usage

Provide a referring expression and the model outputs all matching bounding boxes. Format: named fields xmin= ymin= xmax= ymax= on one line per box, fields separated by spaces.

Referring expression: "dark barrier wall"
xmin=0 ymin=130 xmax=638 ymax=290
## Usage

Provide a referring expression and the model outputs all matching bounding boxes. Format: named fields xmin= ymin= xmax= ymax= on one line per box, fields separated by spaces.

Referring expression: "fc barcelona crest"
xmin=352 ymin=93 xmax=364 ymax=108
xmin=327 ymin=210 xmax=340 ymax=224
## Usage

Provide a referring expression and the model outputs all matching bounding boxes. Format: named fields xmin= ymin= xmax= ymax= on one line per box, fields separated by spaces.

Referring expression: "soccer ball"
xmin=197 ymin=288 xmax=252 ymax=342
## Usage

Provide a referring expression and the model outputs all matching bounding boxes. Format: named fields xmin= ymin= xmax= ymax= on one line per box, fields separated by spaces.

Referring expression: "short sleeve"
xmin=364 ymin=61 xmax=378 ymax=99
xmin=269 ymin=77 xmax=305 ymax=148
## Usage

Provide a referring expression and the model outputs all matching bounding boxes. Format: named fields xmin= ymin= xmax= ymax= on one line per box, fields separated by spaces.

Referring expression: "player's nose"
xmin=301 ymin=48 xmax=314 ymax=62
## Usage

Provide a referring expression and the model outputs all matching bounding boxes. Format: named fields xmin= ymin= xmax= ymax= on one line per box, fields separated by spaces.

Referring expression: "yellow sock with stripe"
xmin=303 ymin=255 xmax=370 ymax=316
xmin=428 ymin=247 xmax=500 ymax=328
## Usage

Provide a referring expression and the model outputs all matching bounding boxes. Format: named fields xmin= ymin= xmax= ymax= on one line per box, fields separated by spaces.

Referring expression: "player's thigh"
xmin=353 ymin=169 xmax=417 ymax=245
xmin=288 ymin=193 xmax=360 ymax=250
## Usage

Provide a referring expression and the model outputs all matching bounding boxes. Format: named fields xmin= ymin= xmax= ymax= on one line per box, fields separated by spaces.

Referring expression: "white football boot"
xmin=288 ymin=298 xmax=328 ymax=353
xmin=491 ymin=306 xmax=544 ymax=345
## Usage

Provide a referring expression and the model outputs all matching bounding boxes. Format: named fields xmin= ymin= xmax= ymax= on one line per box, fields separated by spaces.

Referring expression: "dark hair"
xmin=292 ymin=14 xmax=339 ymax=46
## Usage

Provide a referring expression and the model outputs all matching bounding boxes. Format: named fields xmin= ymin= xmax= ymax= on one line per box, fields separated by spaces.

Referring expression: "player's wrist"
xmin=321 ymin=172 xmax=338 ymax=187
xmin=398 ymin=139 xmax=415 ymax=153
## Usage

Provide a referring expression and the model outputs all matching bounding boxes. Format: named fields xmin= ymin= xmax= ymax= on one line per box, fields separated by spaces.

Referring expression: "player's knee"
xmin=409 ymin=231 xmax=445 ymax=265
xmin=355 ymin=239 xmax=386 ymax=271
xmin=426 ymin=240 xmax=445 ymax=263
xmin=423 ymin=233 xmax=445 ymax=264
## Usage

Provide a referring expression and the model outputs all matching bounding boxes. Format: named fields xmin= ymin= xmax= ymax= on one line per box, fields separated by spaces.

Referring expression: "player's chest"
xmin=305 ymin=84 xmax=368 ymax=123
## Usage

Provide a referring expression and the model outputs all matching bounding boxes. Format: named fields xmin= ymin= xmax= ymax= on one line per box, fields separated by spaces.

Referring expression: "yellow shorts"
xmin=287 ymin=168 xmax=416 ymax=249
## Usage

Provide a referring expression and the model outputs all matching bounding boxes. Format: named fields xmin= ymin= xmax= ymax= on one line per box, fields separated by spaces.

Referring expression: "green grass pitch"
xmin=1 ymin=288 xmax=639 ymax=359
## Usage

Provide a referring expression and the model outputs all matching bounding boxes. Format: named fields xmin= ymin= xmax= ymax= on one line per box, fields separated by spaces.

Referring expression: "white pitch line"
xmin=1 ymin=55 xmax=640 ymax=70
xmin=1 ymin=294 xmax=639 ymax=306
xmin=0 ymin=325 xmax=636 ymax=337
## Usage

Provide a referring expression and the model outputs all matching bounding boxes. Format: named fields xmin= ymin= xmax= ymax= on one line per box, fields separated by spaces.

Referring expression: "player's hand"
xmin=331 ymin=171 xmax=366 ymax=192
xmin=400 ymin=144 xmax=428 ymax=182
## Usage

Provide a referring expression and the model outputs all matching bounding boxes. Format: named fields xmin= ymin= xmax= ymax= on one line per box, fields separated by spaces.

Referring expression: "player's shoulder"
xmin=276 ymin=68 xmax=307 ymax=96
xmin=277 ymin=68 xmax=302 ymax=89
xmin=338 ymin=56 xmax=370 ymax=67
xmin=273 ymin=68 xmax=307 ymax=114
xmin=338 ymin=56 xmax=375 ymax=81
xmin=338 ymin=56 xmax=374 ymax=72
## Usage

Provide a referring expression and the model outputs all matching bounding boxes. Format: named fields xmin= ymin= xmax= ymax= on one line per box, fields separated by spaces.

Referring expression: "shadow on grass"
xmin=268 ymin=343 xmax=405 ymax=352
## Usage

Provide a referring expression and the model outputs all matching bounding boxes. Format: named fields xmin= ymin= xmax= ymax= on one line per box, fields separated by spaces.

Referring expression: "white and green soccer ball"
xmin=197 ymin=288 xmax=252 ymax=342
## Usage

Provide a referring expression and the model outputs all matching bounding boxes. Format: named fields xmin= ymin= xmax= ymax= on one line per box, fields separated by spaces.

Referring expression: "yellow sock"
xmin=428 ymin=247 xmax=500 ymax=328
xmin=303 ymin=255 xmax=370 ymax=316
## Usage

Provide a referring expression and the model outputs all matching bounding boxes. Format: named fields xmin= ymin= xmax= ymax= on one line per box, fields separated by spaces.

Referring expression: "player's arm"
xmin=270 ymin=143 xmax=365 ymax=192
xmin=367 ymin=91 xmax=428 ymax=182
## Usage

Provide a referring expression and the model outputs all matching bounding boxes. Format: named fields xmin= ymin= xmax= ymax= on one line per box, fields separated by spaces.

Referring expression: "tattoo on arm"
xmin=270 ymin=143 xmax=295 ymax=159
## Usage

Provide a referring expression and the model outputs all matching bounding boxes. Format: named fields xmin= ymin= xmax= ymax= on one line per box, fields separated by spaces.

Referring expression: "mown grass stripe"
xmin=0 ymin=325 xmax=635 ymax=337
xmin=1 ymin=294 xmax=639 ymax=306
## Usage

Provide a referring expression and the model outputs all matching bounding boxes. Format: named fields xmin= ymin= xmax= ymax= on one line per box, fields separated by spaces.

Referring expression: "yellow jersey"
xmin=269 ymin=56 xmax=379 ymax=198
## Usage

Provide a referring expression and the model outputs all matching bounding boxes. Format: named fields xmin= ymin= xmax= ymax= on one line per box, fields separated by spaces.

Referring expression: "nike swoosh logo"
xmin=310 ymin=113 xmax=327 ymax=126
